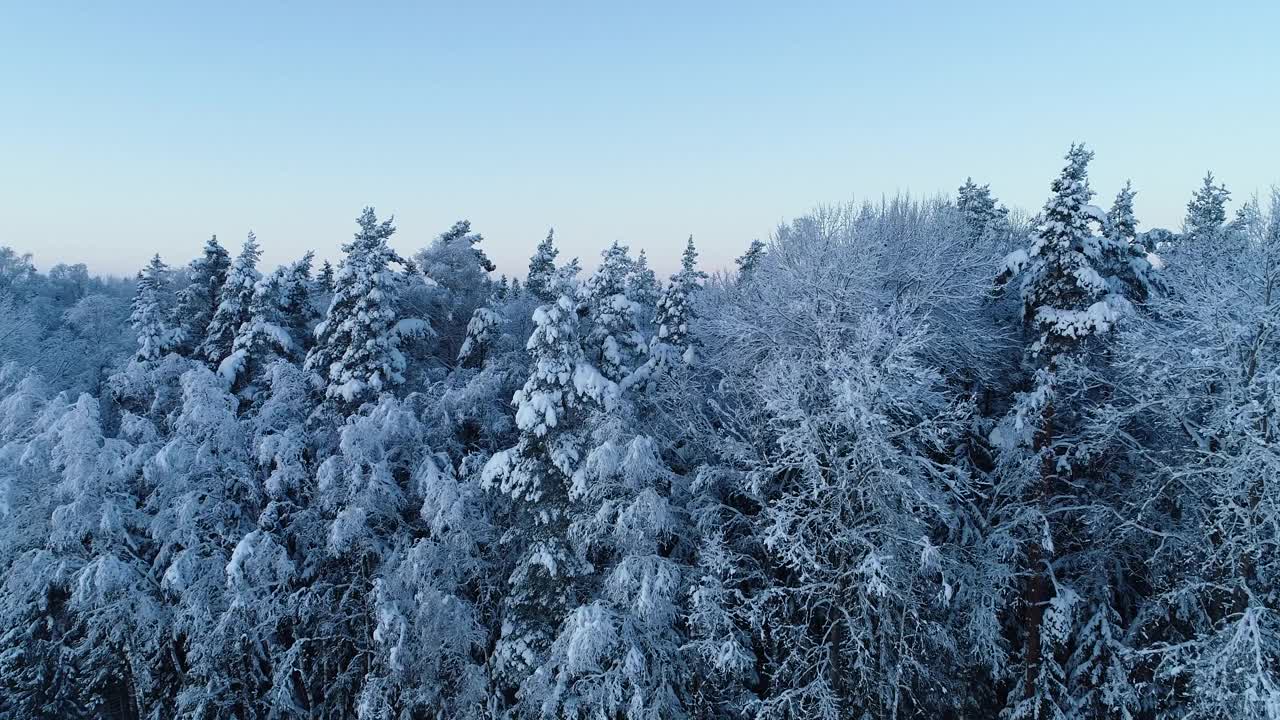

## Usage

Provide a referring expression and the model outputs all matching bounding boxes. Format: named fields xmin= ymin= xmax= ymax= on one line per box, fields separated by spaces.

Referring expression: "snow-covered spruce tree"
xmin=582 ymin=241 xmax=647 ymax=383
xmin=480 ymin=295 xmax=618 ymax=710
xmin=280 ymin=251 xmax=317 ymax=354
xmin=358 ymin=448 xmax=491 ymax=720
xmin=649 ymin=236 xmax=707 ymax=371
xmin=523 ymin=435 xmax=690 ymax=719
xmin=1184 ymin=171 xmax=1231 ymax=243
xmin=0 ymin=373 xmax=89 ymax=719
xmin=145 ymin=366 xmax=262 ymax=718
xmin=957 ymin=177 xmax=1010 ymax=241
xmin=43 ymin=393 xmax=168 ymax=718
xmin=457 ymin=306 xmax=501 ymax=369
xmin=993 ymin=144 xmax=1160 ymax=719
xmin=221 ymin=360 xmax=325 ymax=718
xmin=220 ymin=266 xmax=300 ymax=401
xmin=1066 ymin=587 xmax=1139 ymax=719
xmin=200 ymin=232 xmax=262 ymax=367
xmin=526 ymin=228 xmax=561 ymax=303
xmin=304 ymin=208 xmax=423 ymax=417
xmin=130 ymin=254 xmax=180 ymax=362
xmin=627 ymin=249 xmax=661 ymax=319
xmin=733 ymin=238 xmax=767 ymax=284
xmin=317 ymin=259 xmax=336 ymax=292
xmin=173 ymin=235 xmax=231 ymax=356
xmin=414 ymin=219 xmax=495 ymax=364
xmin=996 ymin=144 xmax=1159 ymax=359
xmin=1107 ymin=181 xmax=1139 ymax=243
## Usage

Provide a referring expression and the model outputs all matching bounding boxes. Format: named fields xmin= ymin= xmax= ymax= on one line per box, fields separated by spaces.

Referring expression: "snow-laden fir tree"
xmin=359 ymin=447 xmax=491 ymax=720
xmin=1066 ymin=587 xmax=1139 ymax=719
xmin=1107 ymin=181 xmax=1138 ymax=243
xmin=317 ymin=259 xmax=335 ymax=292
xmin=457 ymin=306 xmax=501 ymax=369
xmin=480 ymin=295 xmax=618 ymax=706
xmin=145 ymin=366 xmax=261 ymax=717
xmin=304 ymin=208 xmax=422 ymax=416
xmin=997 ymin=144 xmax=1158 ymax=360
xmin=200 ymin=232 xmax=261 ymax=367
xmin=129 ymin=254 xmax=179 ymax=362
xmin=415 ymin=219 xmax=495 ymax=364
xmin=1184 ymin=171 xmax=1231 ymax=243
xmin=220 ymin=266 xmax=300 ymax=400
xmin=582 ymin=241 xmax=647 ymax=383
xmin=525 ymin=436 xmax=690 ymax=719
xmin=526 ymin=229 xmax=561 ymax=303
xmin=651 ymin=236 xmax=706 ymax=366
xmin=993 ymin=144 xmax=1160 ymax=719
xmin=280 ymin=251 xmax=316 ymax=352
xmin=957 ymin=177 xmax=1010 ymax=241
xmin=173 ymin=235 xmax=231 ymax=355
xmin=734 ymin=238 xmax=767 ymax=283
xmin=0 ymin=372 xmax=88 ymax=719
xmin=627 ymin=249 xmax=661 ymax=313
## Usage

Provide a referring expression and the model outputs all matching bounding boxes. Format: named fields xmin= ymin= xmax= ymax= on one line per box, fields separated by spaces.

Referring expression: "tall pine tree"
xmin=201 ymin=232 xmax=262 ymax=367
xmin=174 ymin=235 xmax=231 ymax=356
xmin=129 ymin=254 xmax=179 ymax=362
xmin=304 ymin=208 xmax=417 ymax=416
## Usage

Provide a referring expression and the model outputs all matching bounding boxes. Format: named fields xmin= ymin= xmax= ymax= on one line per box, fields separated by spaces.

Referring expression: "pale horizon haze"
xmin=2 ymin=1 xmax=1277 ymax=278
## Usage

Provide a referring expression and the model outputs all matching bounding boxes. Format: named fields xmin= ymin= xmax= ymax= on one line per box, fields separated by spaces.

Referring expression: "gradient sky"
xmin=2 ymin=1 xmax=1277 ymax=278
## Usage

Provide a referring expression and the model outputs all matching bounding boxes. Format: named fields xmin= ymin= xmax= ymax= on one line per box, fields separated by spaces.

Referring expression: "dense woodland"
xmin=0 ymin=145 xmax=1276 ymax=719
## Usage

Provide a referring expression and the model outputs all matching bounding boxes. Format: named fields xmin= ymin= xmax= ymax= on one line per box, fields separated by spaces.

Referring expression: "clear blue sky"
xmin=2 ymin=1 xmax=1276 ymax=278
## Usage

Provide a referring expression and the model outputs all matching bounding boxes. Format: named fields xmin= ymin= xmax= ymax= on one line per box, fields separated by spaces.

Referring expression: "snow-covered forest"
xmin=0 ymin=145 xmax=1276 ymax=719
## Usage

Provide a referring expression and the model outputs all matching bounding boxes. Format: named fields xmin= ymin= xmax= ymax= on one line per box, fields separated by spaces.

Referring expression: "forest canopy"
xmin=1 ymin=147 xmax=1277 ymax=719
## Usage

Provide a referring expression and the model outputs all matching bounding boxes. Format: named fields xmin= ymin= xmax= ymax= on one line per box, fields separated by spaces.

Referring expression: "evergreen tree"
xmin=627 ymin=248 xmax=661 ymax=310
xmin=526 ymin=228 xmax=560 ymax=303
xmin=1107 ymin=181 xmax=1139 ymax=243
xmin=583 ymin=241 xmax=646 ymax=383
xmin=437 ymin=219 xmax=496 ymax=272
xmin=457 ymin=306 xmax=501 ymax=370
xmin=525 ymin=436 xmax=690 ymax=719
xmin=201 ymin=232 xmax=262 ymax=366
xmin=129 ymin=254 xmax=179 ymax=362
xmin=734 ymin=238 xmax=767 ymax=283
xmin=957 ymin=177 xmax=1009 ymax=240
xmin=994 ymin=144 xmax=1159 ymax=719
xmin=416 ymin=219 xmax=495 ymax=364
xmin=220 ymin=267 xmax=299 ymax=400
xmin=480 ymin=296 xmax=618 ymax=707
xmin=317 ymin=259 xmax=336 ymax=292
xmin=281 ymin=251 xmax=316 ymax=353
xmin=174 ymin=235 xmax=231 ymax=355
xmin=304 ymin=208 xmax=419 ymax=416
xmin=1184 ymin=171 xmax=1231 ymax=242
xmin=651 ymin=236 xmax=707 ymax=364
